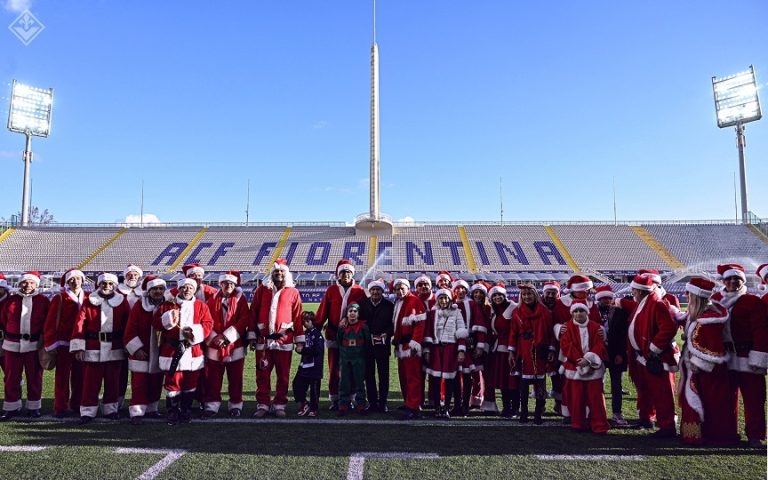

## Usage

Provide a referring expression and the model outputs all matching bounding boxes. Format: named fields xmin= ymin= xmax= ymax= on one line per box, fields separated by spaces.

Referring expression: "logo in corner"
xmin=8 ymin=9 xmax=45 ymax=46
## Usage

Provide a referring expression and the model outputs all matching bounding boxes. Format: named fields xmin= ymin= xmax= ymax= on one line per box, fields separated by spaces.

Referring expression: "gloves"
xmin=266 ymin=332 xmax=284 ymax=341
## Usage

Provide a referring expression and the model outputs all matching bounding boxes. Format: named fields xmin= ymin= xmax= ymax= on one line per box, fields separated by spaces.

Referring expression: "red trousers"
xmin=3 ymin=350 xmax=42 ymax=411
xmin=205 ymin=358 xmax=245 ymax=412
xmin=680 ymin=364 xmax=739 ymax=445
xmin=129 ymin=371 xmax=164 ymax=417
xmin=164 ymin=369 xmax=201 ymax=397
xmin=81 ymin=361 xmax=122 ymax=417
xmin=327 ymin=347 xmax=340 ymax=400
xmin=256 ymin=350 xmax=292 ymax=408
xmin=729 ymin=370 xmax=767 ymax=441
xmin=632 ymin=365 xmax=676 ymax=430
xmin=53 ymin=347 xmax=83 ymax=415
xmin=398 ymin=356 xmax=423 ymax=411
xmin=566 ymin=378 xmax=609 ymax=433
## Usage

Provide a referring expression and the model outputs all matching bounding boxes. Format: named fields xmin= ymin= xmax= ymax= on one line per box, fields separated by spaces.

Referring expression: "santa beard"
xmin=125 ymin=278 xmax=140 ymax=288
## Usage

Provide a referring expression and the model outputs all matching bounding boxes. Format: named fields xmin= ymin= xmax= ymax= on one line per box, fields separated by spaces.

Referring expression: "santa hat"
xmin=0 ymin=272 xmax=7 ymax=289
xmin=20 ymin=271 xmax=41 ymax=286
xmin=452 ymin=279 xmax=470 ymax=291
xmin=542 ymin=281 xmax=560 ymax=294
xmin=60 ymin=268 xmax=85 ymax=287
xmin=630 ymin=274 xmax=655 ymax=292
xmin=488 ymin=283 xmax=507 ymax=298
xmin=638 ymin=268 xmax=662 ymax=285
xmin=336 ymin=259 xmax=355 ymax=276
xmin=142 ymin=275 xmax=166 ymax=291
xmin=594 ymin=285 xmax=615 ymax=300
xmin=393 ymin=278 xmax=410 ymax=290
xmin=517 ymin=282 xmax=537 ymax=291
xmin=469 ymin=283 xmax=488 ymax=295
xmin=218 ymin=270 xmax=241 ymax=285
xmin=97 ymin=272 xmax=119 ymax=285
xmin=685 ymin=277 xmax=716 ymax=299
xmin=570 ymin=302 xmax=590 ymax=314
xmin=123 ymin=264 xmax=143 ymax=277
xmin=436 ymin=288 xmax=452 ymax=299
xmin=567 ymin=274 xmax=593 ymax=292
xmin=756 ymin=264 xmax=768 ymax=283
xmin=717 ymin=263 xmax=746 ymax=282
xmin=182 ymin=263 xmax=205 ymax=278
xmin=435 ymin=271 xmax=453 ymax=285
xmin=367 ymin=279 xmax=386 ymax=291
xmin=414 ymin=275 xmax=432 ymax=288
xmin=177 ymin=277 xmax=198 ymax=292
xmin=271 ymin=258 xmax=290 ymax=272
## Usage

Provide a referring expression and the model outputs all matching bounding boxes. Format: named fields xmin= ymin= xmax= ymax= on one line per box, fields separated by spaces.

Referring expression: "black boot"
xmin=509 ymin=389 xmax=520 ymax=418
xmin=166 ymin=396 xmax=180 ymax=425
xmin=180 ymin=392 xmax=194 ymax=423
xmin=519 ymin=390 xmax=529 ymax=423
xmin=534 ymin=398 xmax=545 ymax=425
xmin=500 ymin=389 xmax=512 ymax=418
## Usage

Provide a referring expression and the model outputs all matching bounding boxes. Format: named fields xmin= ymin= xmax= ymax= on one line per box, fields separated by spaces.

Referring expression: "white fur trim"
xmin=489 ymin=286 xmax=507 ymax=297
xmin=218 ymin=273 xmax=238 ymax=285
xmin=436 ymin=288 xmax=452 ymax=299
xmin=64 ymin=269 xmax=84 ymax=283
xmin=685 ymin=284 xmax=713 ymax=299
xmin=689 ymin=355 xmax=715 ymax=373
xmin=722 ymin=269 xmax=746 ymax=282
xmin=748 ymin=350 xmax=768 ymax=370
xmin=222 ymin=326 xmax=239 ymax=343
xmin=186 ymin=266 xmax=205 ymax=277
xmin=293 ymin=335 xmax=305 ymax=343
xmin=161 ymin=310 xmax=176 ymax=330
xmin=553 ymin=323 xmax=564 ymax=340
xmin=337 ymin=263 xmax=355 ymax=275
xmin=472 ymin=325 xmax=488 ymax=334
xmin=542 ymin=284 xmax=560 ymax=293
xmin=630 ymin=280 xmax=654 ymax=292
xmin=98 ymin=273 xmax=118 ymax=285
xmin=595 ymin=290 xmax=614 ymax=300
xmin=20 ymin=273 xmax=40 ymax=285
xmin=145 ymin=278 xmax=166 ymax=290
xmin=124 ymin=264 xmax=143 ymax=276
xmin=569 ymin=280 xmax=593 ymax=292
xmin=125 ymin=336 xmax=144 ymax=355
xmin=69 ymin=339 xmax=86 ymax=352
xmin=401 ymin=311 xmax=427 ymax=326
xmin=583 ymin=351 xmax=602 ymax=368
xmin=408 ymin=340 xmax=422 ymax=354
xmin=564 ymin=365 xmax=605 ymax=381
xmin=129 ymin=404 xmax=147 ymax=417
xmin=393 ymin=278 xmax=410 ymax=289
xmin=367 ymin=280 xmax=385 ymax=291
xmin=469 ymin=284 xmax=488 ymax=294
xmin=481 ymin=400 xmax=499 ymax=413
xmin=189 ymin=324 xmax=204 ymax=345
xmin=455 ymin=328 xmax=469 ymax=339
xmin=570 ymin=303 xmax=589 ymax=314
xmin=649 ymin=342 xmax=663 ymax=355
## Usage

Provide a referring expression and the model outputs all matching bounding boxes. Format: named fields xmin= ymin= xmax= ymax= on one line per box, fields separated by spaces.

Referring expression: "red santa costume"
xmin=0 ymin=273 xmax=9 ymax=374
xmin=468 ymin=283 xmax=490 ymax=408
xmin=626 ymin=274 xmax=680 ymax=436
xmin=168 ymin=263 xmax=218 ymax=302
xmin=70 ymin=273 xmax=130 ymax=420
xmin=423 ymin=289 xmax=468 ymax=417
xmin=0 ymin=271 xmax=49 ymax=418
xmin=758 ymin=264 xmax=768 ymax=308
xmin=711 ymin=264 xmax=768 ymax=446
xmin=124 ymin=276 xmax=166 ymax=421
xmin=203 ymin=271 xmax=250 ymax=417
xmin=153 ymin=277 xmax=213 ymax=423
xmin=117 ymin=264 xmax=144 ymax=308
xmin=44 ymin=269 xmax=86 ymax=417
xmin=249 ymin=259 xmax=303 ymax=417
xmin=551 ymin=275 xmax=599 ymax=417
xmin=453 ymin=280 xmax=488 ymax=375
xmin=314 ymin=259 xmax=366 ymax=406
xmin=678 ymin=278 xmax=737 ymax=445
xmin=559 ymin=303 xmax=610 ymax=434
xmin=391 ymin=278 xmax=427 ymax=416
xmin=484 ymin=283 xmax=519 ymax=415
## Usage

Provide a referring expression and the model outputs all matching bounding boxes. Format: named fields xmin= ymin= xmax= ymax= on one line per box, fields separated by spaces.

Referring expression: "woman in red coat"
xmin=484 ymin=283 xmax=519 ymax=417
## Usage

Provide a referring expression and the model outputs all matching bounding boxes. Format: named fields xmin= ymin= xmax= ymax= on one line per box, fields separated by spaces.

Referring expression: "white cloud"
xmin=120 ymin=213 xmax=164 ymax=226
xmin=0 ymin=151 xmax=19 ymax=159
xmin=4 ymin=0 xmax=32 ymax=13
xmin=397 ymin=216 xmax=416 ymax=225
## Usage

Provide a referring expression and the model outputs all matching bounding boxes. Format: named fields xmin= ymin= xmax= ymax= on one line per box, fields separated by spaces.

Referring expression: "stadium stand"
xmin=553 ymin=225 xmax=668 ymax=271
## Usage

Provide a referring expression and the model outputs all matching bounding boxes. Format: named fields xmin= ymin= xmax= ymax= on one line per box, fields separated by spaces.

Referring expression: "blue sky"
xmin=0 ymin=0 xmax=766 ymax=224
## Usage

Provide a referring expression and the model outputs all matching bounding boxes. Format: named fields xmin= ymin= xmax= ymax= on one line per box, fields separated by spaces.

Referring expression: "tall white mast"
xmin=369 ymin=0 xmax=380 ymax=220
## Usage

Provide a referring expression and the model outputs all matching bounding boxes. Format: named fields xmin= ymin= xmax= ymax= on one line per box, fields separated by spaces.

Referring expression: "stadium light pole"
xmin=712 ymin=65 xmax=761 ymax=224
xmin=7 ymin=80 xmax=54 ymax=227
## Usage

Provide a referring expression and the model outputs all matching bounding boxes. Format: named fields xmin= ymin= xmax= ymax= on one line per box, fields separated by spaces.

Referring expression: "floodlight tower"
xmin=712 ymin=65 xmax=762 ymax=224
xmin=7 ymin=80 xmax=54 ymax=226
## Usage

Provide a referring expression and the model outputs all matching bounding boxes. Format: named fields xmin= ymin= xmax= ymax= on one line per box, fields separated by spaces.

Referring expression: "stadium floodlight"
xmin=712 ymin=65 xmax=761 ymax=224
xmin=6 ymin=80 xmax=54 ymax=226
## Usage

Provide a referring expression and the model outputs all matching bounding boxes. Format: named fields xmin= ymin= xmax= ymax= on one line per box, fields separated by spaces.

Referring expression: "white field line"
xmin=115 ymin=447 xmax=187 ymax=480
xmin=347 ymin=452 xmax=439 ymax=480
xmin=0 ymin=446 xmax=48 ymax=452
xmin=536 ymin=455 xmax=646 ymax=461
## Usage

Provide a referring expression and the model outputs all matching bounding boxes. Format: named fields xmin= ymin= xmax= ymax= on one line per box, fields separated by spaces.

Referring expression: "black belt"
xmin=166 ymin=338 xmax=183 ymax=348
xmin=84 ymin=331 xmax=122 ymax=342
xmin=4 ymin=332 xmax=40 ymax=341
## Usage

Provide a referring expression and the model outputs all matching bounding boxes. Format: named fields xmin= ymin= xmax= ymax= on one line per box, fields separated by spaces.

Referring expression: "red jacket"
xmin=314 ymin=282 xmax=366 ymax=348
xmin=70 ymin=291 xmax=129 ymax=362
xmin=627 ymin=292 xmax=680 ymax=372
xmin=510 ymin=302 xmax=555 ymax=378
xmin=1 ymin=292 xmax=49 ymax=354
xmin=124 ymin=296 xmax=163 ymax=374
xmin=168 ymin=283 xmax=218 ymax=303
xmin=553 ymin=295 xmax=600 ymax=326
xmin=712 ymin=290 xmax=768 ymax=373
xmin=249 ymin=285 xmax=303 ymax=351
xmin=559 ymin=319 xmax=607 ymax=381
xmin=393 ymin=293 xmax=427 ymax=359
xmin=153 ymin=297 xmax=213 ymax=372
xmin=43 ymin=289 xmax=87 ymax=352
xmin=488 ymin=301 xmax=517 ymax=355
xmin=206 ymin=287 xmax=250 ymax=362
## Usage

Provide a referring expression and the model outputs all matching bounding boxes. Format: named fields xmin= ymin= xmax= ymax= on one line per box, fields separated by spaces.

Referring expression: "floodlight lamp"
xmin=7 ymin=80 xmax=54 ymax=137
xmin=712 ymin=65 xmax=762 ymax=128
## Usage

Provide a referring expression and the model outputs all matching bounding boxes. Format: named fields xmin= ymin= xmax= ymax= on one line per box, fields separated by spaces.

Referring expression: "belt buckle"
xmin=348 ymin=340 xmax=357 ymax=347
xmin=22 ymin=333 xmax=30 ymax=341
xmin=99 ymin=332 xmax=108 ymax=342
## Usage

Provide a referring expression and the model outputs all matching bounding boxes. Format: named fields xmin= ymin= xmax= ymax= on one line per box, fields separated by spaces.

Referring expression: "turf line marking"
xmin=347 ymin=452 xmax=439 ymax=480
xmin=115 ymin=448 xmax=187 ymax=480
xmin=536 ymin=454 xmax=646 ymax=461
xmin=0 ymin=446 xmax=48 ymax=452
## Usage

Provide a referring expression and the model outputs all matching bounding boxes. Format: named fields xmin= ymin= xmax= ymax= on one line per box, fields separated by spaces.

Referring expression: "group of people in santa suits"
xmin=0 ymin=259 xmax=766 ymax=448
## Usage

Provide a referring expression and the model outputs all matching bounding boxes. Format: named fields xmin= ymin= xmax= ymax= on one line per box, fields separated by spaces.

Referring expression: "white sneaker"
xmin=612 ymin=413 xmax=628 ymax=426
